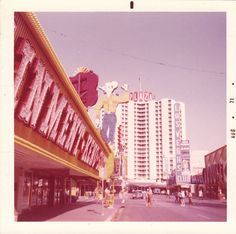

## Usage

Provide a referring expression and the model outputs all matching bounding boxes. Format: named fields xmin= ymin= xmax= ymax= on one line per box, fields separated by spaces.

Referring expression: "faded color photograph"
xmin=14 ymin=11 xmax=226 ymax=222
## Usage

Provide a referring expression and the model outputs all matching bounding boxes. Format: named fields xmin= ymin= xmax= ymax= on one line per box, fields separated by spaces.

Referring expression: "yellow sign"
xmin=104 ymin=153 xmax=114 ymax=179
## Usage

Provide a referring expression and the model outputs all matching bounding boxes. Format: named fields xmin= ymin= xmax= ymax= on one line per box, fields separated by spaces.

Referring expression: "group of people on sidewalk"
xmin=94 ymin=186 xmax=115 ymax=208
xmin=143 ymin=188 xmax=195 ymax=207
xmin=174 ymin=190 xmax=193 ymax=206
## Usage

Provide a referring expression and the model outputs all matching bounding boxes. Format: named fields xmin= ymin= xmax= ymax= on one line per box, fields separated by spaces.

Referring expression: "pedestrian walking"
xmin=104 ymin=187 xmax=110 ymax=207
xmin=146 ymin=188 xmax=153 ymax=207
xmin=71 ymin=187 xmax=78 ymax=203
xmin=120 ymin=188 xmax=126 ymax=204
xmin=166 ymin=189 xmax=170 ymax=198
xmin=94 ymin=186 xmax=101 ymax=203
xmin=180 ymin=190 xmax=185 ymax=207
xmin=188 ymin=191 xmax=193 ymax=205
xmin=177 ymin=191 xmax=182 ymax=204
xmin=218 ymin=189 xmax=223 ymax=200
xmin=198 ymin=189 xmax=203 ymax=200
xmin=174 ymin=191 xmax=179 ymax=203
xmin=185 ymin=190 xmax=188 ymax=197
xmin=145 ymin=190 xmax=148 ymax=206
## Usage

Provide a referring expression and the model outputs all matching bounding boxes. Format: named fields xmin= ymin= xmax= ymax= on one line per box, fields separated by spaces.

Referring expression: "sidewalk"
xmin=18 ymin=196 xmax=122 ymax=222
xmin=190 ymin=197 xmax=227 ymax=208
xmin=163 ymin=195 xmax=227 ymax=208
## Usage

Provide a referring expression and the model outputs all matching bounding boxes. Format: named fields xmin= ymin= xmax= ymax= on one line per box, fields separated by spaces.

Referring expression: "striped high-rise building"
xmin=115 ymin=91 xmax=188 ymax=185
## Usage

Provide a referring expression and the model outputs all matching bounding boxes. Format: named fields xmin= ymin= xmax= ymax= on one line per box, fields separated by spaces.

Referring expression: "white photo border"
xmin=0 ymin=0 xmax=235 ymax=234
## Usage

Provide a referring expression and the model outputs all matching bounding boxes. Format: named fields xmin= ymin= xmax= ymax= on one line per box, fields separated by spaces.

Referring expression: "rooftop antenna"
xmin=139 ymin=74 xmax=142 ymax=91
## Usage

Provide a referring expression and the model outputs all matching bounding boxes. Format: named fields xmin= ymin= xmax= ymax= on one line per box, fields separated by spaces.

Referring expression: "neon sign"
xmin=14 ymin=37 xmax=105 ymax=169
xmin=174 ymin=103 xmax=191 ymax=184
xmin=129 ymin=91 xmax=153 ymax=102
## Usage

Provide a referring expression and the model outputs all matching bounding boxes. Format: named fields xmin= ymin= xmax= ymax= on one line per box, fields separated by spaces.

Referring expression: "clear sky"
xmin=35 ymin=12 xmax=226 ymax=152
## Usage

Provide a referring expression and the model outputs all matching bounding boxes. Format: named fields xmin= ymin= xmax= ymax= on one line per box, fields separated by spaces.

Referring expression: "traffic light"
xmin=70 ymin=69 xmax=99 ymax=108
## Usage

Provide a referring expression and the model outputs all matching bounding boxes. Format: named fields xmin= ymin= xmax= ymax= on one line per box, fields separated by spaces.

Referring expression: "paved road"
xmin=113 ymin=194 xmax=226 ymax=222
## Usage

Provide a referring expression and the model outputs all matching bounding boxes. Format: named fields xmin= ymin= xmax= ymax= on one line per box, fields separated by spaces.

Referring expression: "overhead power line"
xmin=45 ymin=27 xmax=225 ymax=77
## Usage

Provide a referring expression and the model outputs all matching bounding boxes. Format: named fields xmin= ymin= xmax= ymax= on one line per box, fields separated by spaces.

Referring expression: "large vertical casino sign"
xmin=174 ymin=103 xmax=191 ymax=184
xmin=14 ymin=13 xmax=106 ymax=170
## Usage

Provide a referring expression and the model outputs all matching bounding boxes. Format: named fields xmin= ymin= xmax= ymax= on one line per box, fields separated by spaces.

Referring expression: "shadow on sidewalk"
xmin=18 ymin=201 xmax=95 ymax=221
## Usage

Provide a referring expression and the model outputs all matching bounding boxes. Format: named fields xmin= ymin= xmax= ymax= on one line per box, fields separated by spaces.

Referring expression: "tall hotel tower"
xmin=115 ymin=91 xmax=187 ymax=185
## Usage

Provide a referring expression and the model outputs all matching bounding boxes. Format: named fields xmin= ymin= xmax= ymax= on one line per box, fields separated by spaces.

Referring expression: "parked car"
xmin=153 ymin=188 xmax=161 ymax=194
xmin=132 ymin=190 xmax=144 ymax=199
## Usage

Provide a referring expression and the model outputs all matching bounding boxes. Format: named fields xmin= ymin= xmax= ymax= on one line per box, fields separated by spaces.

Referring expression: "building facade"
xmin=191 ymin=145 xmax=227 ymax=199
xmin=203 ymin=145 xmax=227 ymax=199
xmin=115 ymin=91 xmax=188 ymax=187
xmin=14 ymin=12 xmax=113 ymax=218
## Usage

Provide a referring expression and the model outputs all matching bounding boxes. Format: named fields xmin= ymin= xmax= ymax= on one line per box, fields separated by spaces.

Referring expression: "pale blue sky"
xmin=35 ymin=12 xmax=226 ymax=152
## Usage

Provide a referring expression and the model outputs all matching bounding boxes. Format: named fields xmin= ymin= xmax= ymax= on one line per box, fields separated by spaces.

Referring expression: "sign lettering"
xmin=56 ymin=105 xmax=75 ymax=147
xmin=231 ymin=129 xmax=236 ymax=139
xmin=174 ymin=103 xmax=191 ymax=184
xmin=14 ymin=37 xmax=105 ymax=168
xmin=39 ymin=84 xmax=68 ymax=141
xmin=18 ymin=59 xmax=53 ymax=128
xmin=14 ymin=38 xmax=36 ymax=109
xmin=72 ymin=122 xmax=86 ymax=156
xmin=63 ymin=116 xmax=83 ymax=154
xmin=129 ymin=91 xmax=153 ymax=102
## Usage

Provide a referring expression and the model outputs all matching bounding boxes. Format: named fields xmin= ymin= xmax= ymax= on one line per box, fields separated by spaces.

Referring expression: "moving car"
xmin=132 ymin=190 xmax=144 ymax=199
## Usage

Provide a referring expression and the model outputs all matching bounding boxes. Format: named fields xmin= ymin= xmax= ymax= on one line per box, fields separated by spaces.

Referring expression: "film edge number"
xmin=230 ymin=81 xmax=235 ymax=138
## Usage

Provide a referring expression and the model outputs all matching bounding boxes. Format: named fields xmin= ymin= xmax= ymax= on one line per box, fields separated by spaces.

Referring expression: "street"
xmin=113 ymin=194 xmax=226 ymax=222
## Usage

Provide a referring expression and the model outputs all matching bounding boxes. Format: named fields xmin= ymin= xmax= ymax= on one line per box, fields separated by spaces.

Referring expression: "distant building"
xmin=190 ymin=150 xmax=209 ymax=175
xmin=115 ymin=91 xmax=189 ymax=187
xmin=203 ymin=145 xmax=227 ymax=199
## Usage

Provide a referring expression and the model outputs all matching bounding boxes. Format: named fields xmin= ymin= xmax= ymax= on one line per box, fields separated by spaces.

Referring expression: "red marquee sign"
xmin=14 ymin=37 xmax=104 ymax=169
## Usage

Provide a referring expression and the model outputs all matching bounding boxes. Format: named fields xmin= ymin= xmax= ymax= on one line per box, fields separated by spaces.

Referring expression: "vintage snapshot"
xmin=1 ymin=1 xmax=236 ymax=234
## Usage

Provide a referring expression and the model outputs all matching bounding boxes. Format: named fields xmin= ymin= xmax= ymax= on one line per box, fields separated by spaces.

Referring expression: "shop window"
xmin=31 ymin=176 xmax=50 ymax=207
xmin=22 ymin=172 xmax=32 ymax=209
xmin=54 ymin=177 xmax=64 ymax=205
